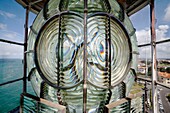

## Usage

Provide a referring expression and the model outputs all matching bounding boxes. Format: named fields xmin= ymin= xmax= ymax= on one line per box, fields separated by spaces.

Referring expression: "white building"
xmin=138 ymin=66 xmax=146 ymax=74
xmin=158 ymin=72 xmax=170 ymax=85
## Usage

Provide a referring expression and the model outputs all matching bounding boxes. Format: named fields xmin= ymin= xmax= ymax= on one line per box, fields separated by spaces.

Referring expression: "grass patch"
xmin=130 ymin=82 xmax=144 ymax=94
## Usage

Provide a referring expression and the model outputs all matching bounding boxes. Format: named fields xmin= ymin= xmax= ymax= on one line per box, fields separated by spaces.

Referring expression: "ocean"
xmin=0 ymin=59 xmax=34 ymax=113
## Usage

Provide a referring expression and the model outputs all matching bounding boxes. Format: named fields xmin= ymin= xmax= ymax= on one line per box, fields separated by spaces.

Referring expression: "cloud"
xmin=0 ymin=23 xmax=7 ymax=30
xmin=136 ymin=28 xmax=151 ymax=45
xmin=0 ymin=42 xmax=23 ymax=59
xmin=136 ymin=25 xmax=170 ymax=58
xmin=0 ymin=10 xmax=16 ymax=18
xmin=158 ymin=25 xmax=169 ymax=30
xmin=0 ymin=29 xmax=24 ymax=59
xmin=164 ymin=4 xmax=170 ymax=22
xmin=156 ymin=25 xmax=169 ymax=41
xmin=0 ymin=30 xmax=23 ymax=42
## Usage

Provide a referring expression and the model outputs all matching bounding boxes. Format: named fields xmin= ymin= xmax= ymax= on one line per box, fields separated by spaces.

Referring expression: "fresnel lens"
xmin=27 ymin=0 xmax=138 ymax=112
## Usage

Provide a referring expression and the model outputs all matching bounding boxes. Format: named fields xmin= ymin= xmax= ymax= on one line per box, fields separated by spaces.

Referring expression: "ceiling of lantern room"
xmin=16 ymin=0 xmax=150 ymax=16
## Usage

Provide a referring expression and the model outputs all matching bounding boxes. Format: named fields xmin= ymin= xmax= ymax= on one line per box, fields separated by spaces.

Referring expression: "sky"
xmin=130 ymin=0 xmax=170 ymax=59
xmin=0 ymin=0 xmax=35 ymax=59
xmin=0 ymin=0 xmax=170 ymax=59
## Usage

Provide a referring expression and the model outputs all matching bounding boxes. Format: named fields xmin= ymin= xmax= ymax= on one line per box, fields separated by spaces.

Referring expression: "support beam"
xmin=150 ymin=0 xmax=158 ymax=112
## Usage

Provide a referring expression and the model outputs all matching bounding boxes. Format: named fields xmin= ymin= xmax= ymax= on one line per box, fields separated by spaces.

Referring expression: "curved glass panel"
xmin=35 ymin=13 xmax=84 ymax=88
xmin=87 ymin=14 xmax=131 ymax=88
xmin=26 ymin=0 xmax=138 ymax=112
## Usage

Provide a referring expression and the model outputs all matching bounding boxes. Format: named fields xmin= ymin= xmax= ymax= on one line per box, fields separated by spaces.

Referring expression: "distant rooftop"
xmin=16 ymin=0 xmax=149 ymax=16
xmin=159 ymin=72 xmax=170 ymax=79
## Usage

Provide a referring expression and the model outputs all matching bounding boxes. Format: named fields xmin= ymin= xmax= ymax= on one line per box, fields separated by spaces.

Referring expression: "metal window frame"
xmin=137 ymin=0 xmax=170 ymax=113
xmin=21 ymin=0 xmax=170 ymax=112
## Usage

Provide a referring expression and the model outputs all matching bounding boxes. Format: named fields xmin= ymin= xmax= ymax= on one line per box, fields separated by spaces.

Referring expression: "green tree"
xmin=166 ymin=94 xmax=170 ymax=102
xmin=160 ymin=67 xmax=166 ymax=72
xmin=148 ymin=66 xmax=152 ymax=76
xmin=166 ymin=67 xmax=170 ymax=73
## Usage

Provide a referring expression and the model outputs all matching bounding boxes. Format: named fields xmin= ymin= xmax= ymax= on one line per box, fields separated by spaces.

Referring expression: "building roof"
xmin=15 ymin=0 xmax=149 ymax=16
xmin=158 ymin=72 xmax=170 ymax=79
xmin=16 ymin=0 xmax=48 ymax=14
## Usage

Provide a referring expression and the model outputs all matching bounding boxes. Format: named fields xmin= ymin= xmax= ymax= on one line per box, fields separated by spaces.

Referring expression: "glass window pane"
xmin=157 ymin=43 xmax=170 ymax=59
xmin=137 ymin=46 xmax=151 ymax=77
xmin=0 ymin=42 xmax=23 ymax=84
xmin=157 ymin=43 xmax=170 ymax=85
xmin=0 ymin=81 xmax=22 ymax=113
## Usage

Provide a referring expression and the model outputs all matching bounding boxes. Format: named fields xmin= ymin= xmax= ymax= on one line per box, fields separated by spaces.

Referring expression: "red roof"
xmin=158 ymin=72 xmax=170 ymax=78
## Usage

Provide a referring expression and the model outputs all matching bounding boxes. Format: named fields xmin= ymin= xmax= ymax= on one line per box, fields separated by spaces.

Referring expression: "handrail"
xmin=137 ymin=76 xmax=170 ymax=89
xmin=156 ymin=81 xmax=170 ymax=89
xmin=138 ymin=38 xmax=170 ymax=47
xmin=137 ymin=76 xmax=152 ymax=82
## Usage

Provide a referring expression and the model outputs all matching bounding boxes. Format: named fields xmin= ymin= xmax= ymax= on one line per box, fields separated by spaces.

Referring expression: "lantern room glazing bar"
xmin=23 ymin=5 xmax=29 ymax=93
xmin=0 ymin=39 xmax=24 ymax=46
xmin=0 ymin=77 xmax=23 ymax=87
xmin=138 ymin=38 xmax=170 ymax=47
xmin=150 ymin=0 xmax=158 ymax=112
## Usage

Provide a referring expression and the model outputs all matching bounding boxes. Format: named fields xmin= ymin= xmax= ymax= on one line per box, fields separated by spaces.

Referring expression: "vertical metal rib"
xmin=105 ymin=16 xmax=109 ymax=87
xmin=108 ymin=16 xmax=112 ymax=104
xmin=83 ymin=0 xmax=88 ymax=112
xmin=105 ymin=15 xmax=111 ymax=88
xmin=57 ymin=14 xmax=62 ymax=87
xmin=57 ymin=14 xmax=62 ymax=105
xmin=40 ymin=81 xmax=45 ymax=98
xmin=23 ymin=6 xmax=29 ymax=93
xmin=108 ymin=16 xmax=111 ymax=87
